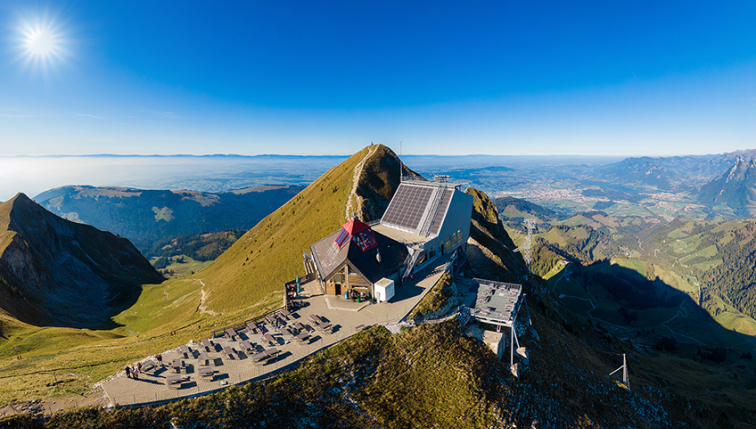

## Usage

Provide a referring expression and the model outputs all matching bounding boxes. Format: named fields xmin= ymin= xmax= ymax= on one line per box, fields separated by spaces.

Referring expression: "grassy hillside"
xmin=2 ymin=321 xmax=736 ymax=429
xmin=0 ymin=144 xmax=414 ymax=405
xmin=193 ymin=144 xmax=412 ymax=313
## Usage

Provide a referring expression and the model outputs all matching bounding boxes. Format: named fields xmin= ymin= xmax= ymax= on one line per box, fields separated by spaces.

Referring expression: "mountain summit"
xmin=0 ymin=193 xmax=163 ymax=328
xmin=698 ymin=157 xmax=756 ymax=216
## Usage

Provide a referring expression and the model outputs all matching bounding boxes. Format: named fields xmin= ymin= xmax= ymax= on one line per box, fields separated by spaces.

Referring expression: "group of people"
xmin=125 ymin=354 xmax=165 ymax=380
xmin=125 ymin=362 xmax=141 ymax=379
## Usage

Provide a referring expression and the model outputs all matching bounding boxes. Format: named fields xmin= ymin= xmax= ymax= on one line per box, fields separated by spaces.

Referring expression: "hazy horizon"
xmin=0 ymin=152 xmax=624 ymax=201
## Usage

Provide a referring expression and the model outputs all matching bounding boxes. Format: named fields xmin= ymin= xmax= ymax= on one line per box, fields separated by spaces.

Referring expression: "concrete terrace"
xmin=101 ymin=255 xmax=452 ymax=407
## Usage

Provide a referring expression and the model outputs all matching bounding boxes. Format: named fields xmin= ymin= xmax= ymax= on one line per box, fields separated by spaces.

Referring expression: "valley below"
xmin=1 ymin=146 xmax=756 ymax=428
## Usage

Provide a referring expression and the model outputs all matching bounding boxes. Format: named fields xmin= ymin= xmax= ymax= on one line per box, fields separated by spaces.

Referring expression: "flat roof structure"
xmin=371 ymin=223 xmax=427 ymax=251
xmin=467 ymin=278 xmax=523 ymax=328
xmin=380 ymin=179 xmax=461 ymax=238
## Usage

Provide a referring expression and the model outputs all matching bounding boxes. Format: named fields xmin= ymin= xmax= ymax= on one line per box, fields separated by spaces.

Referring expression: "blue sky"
xmin=1 ymin=1 xmax=754 ymax=156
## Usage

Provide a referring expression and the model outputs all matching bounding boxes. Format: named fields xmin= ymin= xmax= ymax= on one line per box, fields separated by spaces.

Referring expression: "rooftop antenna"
xmin=400 ymin=140 xmax=403 ymax=183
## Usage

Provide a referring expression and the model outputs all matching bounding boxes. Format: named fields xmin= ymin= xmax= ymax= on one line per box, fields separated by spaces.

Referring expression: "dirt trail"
xmin=345 ymin=145 xmax=377 ymax=221
xmin=195 ymin=279 xmax=218 ymax=316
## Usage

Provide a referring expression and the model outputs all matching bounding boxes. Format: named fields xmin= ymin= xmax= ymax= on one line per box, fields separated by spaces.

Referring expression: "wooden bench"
xmin=197 ymin=352 xmax=209 ymax=366
xmin=198 ymin=367 xmax=214 ymax=378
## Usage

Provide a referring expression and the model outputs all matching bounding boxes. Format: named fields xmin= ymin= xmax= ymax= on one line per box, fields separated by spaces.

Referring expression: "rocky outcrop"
xmin=0 ymin=194 xmax=163 ymax=328
xmin=698 ymin=157 xmax=756 ymax=216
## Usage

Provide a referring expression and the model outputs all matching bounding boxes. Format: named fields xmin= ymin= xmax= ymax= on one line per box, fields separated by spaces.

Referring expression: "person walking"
xmin=157 ymin=353 xmax=163 ymax=367
xmin=133 ymin=367 xmax=139 ymax=380
xmin=125 ymin=366 xmax=131 ymax=379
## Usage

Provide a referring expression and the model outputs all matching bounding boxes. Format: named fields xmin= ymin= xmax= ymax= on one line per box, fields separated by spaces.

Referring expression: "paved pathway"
xmin=101 ymin=256 xmax=451 ymax=406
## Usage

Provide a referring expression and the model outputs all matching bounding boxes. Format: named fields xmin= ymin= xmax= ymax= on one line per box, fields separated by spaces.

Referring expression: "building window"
xmin=452 ymin=229 xmax=463 ymax=246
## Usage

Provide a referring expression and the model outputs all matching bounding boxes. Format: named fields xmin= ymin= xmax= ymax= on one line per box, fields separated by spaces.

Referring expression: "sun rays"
xmin=14 ymin=12 xmax=70 ymax=79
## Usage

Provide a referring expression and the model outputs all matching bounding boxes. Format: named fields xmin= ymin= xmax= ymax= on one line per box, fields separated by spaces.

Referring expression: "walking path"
xmin=101 ymin=255 xmax=451 ymax=407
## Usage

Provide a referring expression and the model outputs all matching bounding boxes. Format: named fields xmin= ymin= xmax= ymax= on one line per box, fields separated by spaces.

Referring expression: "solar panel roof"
xmin=381 ymin=184 xmax=434 ymax=233
xmin=428 ymin=188 xmax=453 ymax=236
xmin=335 ymin=228 xmax=350 ymax=249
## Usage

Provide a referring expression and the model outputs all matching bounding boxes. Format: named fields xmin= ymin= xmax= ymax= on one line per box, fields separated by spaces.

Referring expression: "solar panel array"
xmin=353 ymin=230 xmax=377 ymax=251
xmin=334 ymin=228 xmax=350 ymax=249
xmin=428 ymin=188 xmax=454 ymax=236
xmin=381 ymin=184 xmax=434 ymax=233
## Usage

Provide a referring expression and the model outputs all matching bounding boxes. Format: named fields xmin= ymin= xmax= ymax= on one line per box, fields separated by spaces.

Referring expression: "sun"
xmin=14 ymin=14 xmax=69 ymax=77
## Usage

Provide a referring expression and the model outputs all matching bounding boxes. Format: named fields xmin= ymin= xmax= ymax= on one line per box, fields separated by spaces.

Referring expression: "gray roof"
xmin=467 ymin=278 xmax=523 ymax=327
xmin=380 ymin=181 xmax=459 ymax=237
xmin=310 ymin=228 xmax=409 ymax=285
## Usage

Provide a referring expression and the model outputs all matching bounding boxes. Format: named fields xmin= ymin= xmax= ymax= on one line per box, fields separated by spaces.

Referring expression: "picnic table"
xmin=265 ymin=314 xmax=277 ymax=325
xmin=171 ymin=359 xmax=185 ymax=373
xmin=166 ymin=374 xmax=183 ymax=388
xmin=198 ymin=352 xmax=209 ymax=366
xmin=308 ymin=314 xmax=321 ymax=323
xmin=314 ymin=321 xmax=333 ymax=334
xmin=295 ymin=332 xmax=310 ymax=344
xmin=280 ymin=308 xmax=291 ymax=319
xmin=201 ymin=338 xmax=214 ymax=351
xmin=282 ymin=327 xmax=295 ymax=337
xmin=251 ymin=350 xmax=269 ymax=364
xmin=198 ymin=367 xmax=214 ymax=378
xmin=223 ymin=346 xmax=235 ymax=359
xmin=225 ymin=328 xmax=237 ymax=340
xmin=240 ymin=340 xmax=255 ymax=352
xmin=141 ymin=359 xmax=156 ymax=372
xmin=292 ymin=322 xmax=305 ymax=332
xmin=262 ymin=333 xmax=277 ymax=347
xmin=264 ymin=348 xmax=281 ymax=359
xmin=179 ymin=345 xmax=191 ymax=357
xmin=246 ymin=322 xmax=259 ymax=334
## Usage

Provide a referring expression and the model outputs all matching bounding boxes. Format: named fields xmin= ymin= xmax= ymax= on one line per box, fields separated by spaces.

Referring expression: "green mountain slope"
xmin=495 ymin=195 xmax=560 ymax=221
xmin=0 ymin=194 xmax=163 ymax=328
xmin=34 ymin=185 xmax=303 ymax=254
xmin=4 ymin=173 xmax=748 ymax=428
xmin=193 ymin=144 xmax=417 ymax=314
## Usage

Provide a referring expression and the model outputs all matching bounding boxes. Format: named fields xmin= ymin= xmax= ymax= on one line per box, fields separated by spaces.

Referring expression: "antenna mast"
xmin=514 ymin=218 xmax=538 ymax=266
xmin=608 ymin=353 xmax=630 ymax=390
xmin=400 ymin=140 xmax=403 ymax=183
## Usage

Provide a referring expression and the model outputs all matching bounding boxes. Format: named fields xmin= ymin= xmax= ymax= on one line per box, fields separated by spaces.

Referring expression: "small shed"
xmin=374 ymin=278 xmax=395 ymax=303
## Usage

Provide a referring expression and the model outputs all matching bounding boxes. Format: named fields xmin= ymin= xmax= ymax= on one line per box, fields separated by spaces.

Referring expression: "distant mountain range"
xmin=698 ymin=157 xmax=756 ymax=217
xmin=34 ymin=185 xmax=304 ymax=255
xmin=0 ymin=194 xmax=163 ymax=328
